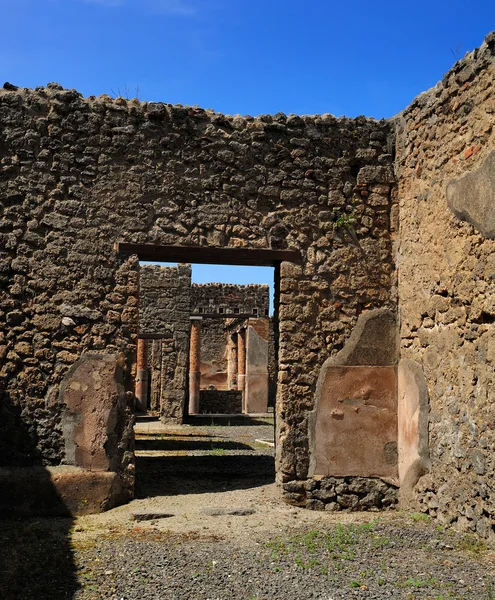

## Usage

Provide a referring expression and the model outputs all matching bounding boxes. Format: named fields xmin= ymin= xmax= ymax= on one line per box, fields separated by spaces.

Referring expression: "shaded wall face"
xmin=199 ymin=319 xmax=229 ymax=389
xmin=0 ymin=85 xmax=396 ymax=493
xmin=395 ymin=33 xmax=495 ymax=538
xmin=139 ymin=264 xmax=191 ymax=421
xmin=139 ymin=264 xmax=192 ymax=335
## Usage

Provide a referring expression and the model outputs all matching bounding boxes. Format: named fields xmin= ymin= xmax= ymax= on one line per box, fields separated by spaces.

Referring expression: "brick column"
xmin=188 ymin=317 xmax=202 ymax=415
xmin=237 ymin=329 xmax=246 ymax=409
xmin=135 ymin=338 xmax=149 ymax=412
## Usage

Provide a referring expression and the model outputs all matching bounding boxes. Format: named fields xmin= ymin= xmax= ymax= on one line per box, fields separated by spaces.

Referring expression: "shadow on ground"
xmin=0 ymin=518 xmax=79 ymax=600
xmin=135 ymin=438 xmax=253 ymax=452
xmin=0 ymin=392 xmax=79 ymax=599
xmin=135 ymin=454 xmax=275 ymax=498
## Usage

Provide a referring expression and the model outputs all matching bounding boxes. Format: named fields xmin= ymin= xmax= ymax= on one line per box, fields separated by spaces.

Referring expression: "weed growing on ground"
xmin=456 ymin=533 xmax=486 ymax=556
xmin=487 ymin=579 xmax=494 ymax=600
xmin=210 ymin=447 xmax=227 ymax=456
xmin=399 ymin=575 xmax=436 ymax=588
xmin=266 ymin=520 xmax=384 ymax=574
xmin=410 ymin=512 xmax=431 ymax=523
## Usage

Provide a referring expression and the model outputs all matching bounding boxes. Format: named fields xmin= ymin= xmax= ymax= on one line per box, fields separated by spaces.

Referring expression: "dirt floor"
xmin=1 ymin=418 xmax=494 ymax=599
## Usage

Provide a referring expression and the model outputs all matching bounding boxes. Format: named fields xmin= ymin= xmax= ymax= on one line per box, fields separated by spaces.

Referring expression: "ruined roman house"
xmin=0 ymin=32 xmax=494 ymax=540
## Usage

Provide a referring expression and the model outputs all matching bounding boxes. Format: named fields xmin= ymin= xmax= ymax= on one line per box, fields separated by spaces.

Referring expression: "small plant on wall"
xmin=331 ymin=207 xmax=363 ymax=253
xmin=332 ymin=208 xmax=357 ymax=231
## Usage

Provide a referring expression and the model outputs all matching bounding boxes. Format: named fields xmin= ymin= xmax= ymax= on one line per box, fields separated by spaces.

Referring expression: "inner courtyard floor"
xmin=2 ymin=420 xmax=494 ymax=599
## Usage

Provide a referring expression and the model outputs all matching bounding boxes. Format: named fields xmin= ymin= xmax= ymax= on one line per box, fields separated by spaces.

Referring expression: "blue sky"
xmin=3 ymin=1 xmax=494 ymax=307
xmin=2 ymin=0 xmax=494 ymax=119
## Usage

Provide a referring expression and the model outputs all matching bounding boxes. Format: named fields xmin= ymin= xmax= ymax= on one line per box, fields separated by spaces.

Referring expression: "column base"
xmin=188 ymin=371 xmax=201 ymax=414
xmin=237 ymin=374 xmax=246 ymax=412
xmin=135 ymin=368 xmax=148 ymax=412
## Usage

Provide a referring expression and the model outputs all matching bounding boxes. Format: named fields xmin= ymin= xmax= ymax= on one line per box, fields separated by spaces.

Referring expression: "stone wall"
xmin=283 ymin=477 xmax=398 ymax=511
xmin=199 ymin=390 xmax=243 ymax=414
xmin=139 ymin=264 xmax=191 ymax=335
xmin=197 ymin=319 xmax=228 ymax=389
xmin=0 ymin=81 xmax=396 ymax=513
xmin=395 ymin=32 xmax=495 ymax=539
xmin=139 ymin=264 xmax=191 ymax=421
xmin=191 ymin=283 xmax=269 ymax=316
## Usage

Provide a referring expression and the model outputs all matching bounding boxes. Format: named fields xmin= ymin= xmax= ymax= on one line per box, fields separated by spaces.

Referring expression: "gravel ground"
xmin=73 ymin=519 xmax=495 ymax=600
xmin=2 ymin=420 xmax=494 ymax=600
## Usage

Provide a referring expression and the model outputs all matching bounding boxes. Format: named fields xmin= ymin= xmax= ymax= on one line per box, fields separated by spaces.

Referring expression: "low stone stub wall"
xmin=199 ymin=390 xmax=243 ymax=414
xmin=283 ymin=477 xmax=398 ymax=511
xmin=298 ymin=309 xmax=399 ymax=511
xmin=395 ymin=32 xmax=495 ymax=539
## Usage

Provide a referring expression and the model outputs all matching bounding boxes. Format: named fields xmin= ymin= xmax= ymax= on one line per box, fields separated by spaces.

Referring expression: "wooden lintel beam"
xmin=191 ymin=313 xmax=265 ymax=320
xmin=114 ymin=242 xmax=301 ymax=266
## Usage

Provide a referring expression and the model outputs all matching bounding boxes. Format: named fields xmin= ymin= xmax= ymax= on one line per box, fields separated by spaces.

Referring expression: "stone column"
xmin=244 ymin=320 xmax=270 ymax=414
xmin=135 ymin=338 xmax=149 ymax=412
xmin=227 ymin=334 xmax=238 ymax=390
xmin=188 ymin=317 xmax=202 ymax=415
xmin=237 ymin=329 xmax=246 ymax=411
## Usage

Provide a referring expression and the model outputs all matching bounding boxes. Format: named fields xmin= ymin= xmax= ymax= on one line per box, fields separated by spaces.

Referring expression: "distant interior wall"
xmin=139 ymin=264 xmax=191 ymax=422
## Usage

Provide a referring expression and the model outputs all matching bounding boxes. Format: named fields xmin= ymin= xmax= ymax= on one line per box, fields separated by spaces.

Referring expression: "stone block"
xmin=60 ymin=353 xmax=127 ymax=472
xmin=446 ymin=151 xmax=495 ymax=239
xmin=311 ymin=366 xmax=398 ymax=478
xmin=0 ymin=466 xmax=124 ymax=516
xmin=397 ymin=359 xmax=430 ymax=508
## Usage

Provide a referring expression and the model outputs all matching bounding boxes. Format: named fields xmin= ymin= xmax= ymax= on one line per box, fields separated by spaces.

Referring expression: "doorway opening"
xmin=116 ymin=243 xmax=300 ymax=499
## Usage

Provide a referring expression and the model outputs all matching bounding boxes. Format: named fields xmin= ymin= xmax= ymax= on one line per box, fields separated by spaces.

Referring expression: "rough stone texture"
xmin=58 ymin=353 xmax=134 ymax=505
xmin=446 ymin=150 xmax=495 ymax=239
xmin=148 ymin=338 xmax=173 ymax=413
xmin=312 ymin=366 xmax=398 ymax=479
xmin=0 ymin=75 xmax=395 ymax=511
xmin=198 ymin=390 xmax=243 ymax=414
xmin=139 ymin=264 xmax=191 ymax=336
xmin=395 ymin=32 xmax=495 ymax=539
xmin=1 ymin=32 xmax=494 ymax=528
xmin=191 ymin=283 xmax=269 ymax=317
xmin=140 ymin=274 xmax=270 ymax=398
xmin=324 ymin=308 xmax=398 ymax=366
xmin=191 ymin=284 xmax=270 ymax=390
xmin=61 ymin=353 xmax=128 ymax=471
xmin=282 ymin=476 xmax=398 ymax=511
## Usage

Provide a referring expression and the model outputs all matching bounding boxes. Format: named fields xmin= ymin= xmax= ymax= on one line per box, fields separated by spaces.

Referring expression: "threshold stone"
xmin=201 ymin=507 xmax=256 ymax=516
xmin=131 ymin=511 xmax=175 ymax=521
